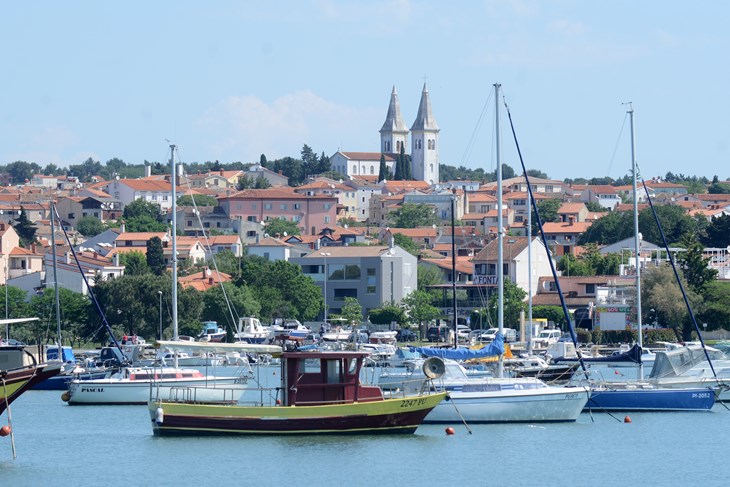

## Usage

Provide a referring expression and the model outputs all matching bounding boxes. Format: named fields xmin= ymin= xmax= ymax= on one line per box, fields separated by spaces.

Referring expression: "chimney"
xmin=31 ymin=243 xmax=36 ymax=253
xmin=0 ymin=223 xmax=4 ymax=231
xmin=176 ymin=163 xmax=184 ymax=178
xmin=208 ymin=277 xmax=214 ymax=285
xmin=202 ymin=269 xmax=207 ymax=279
xmin=219 ymin=170 xmax=224 ymax=177
xmin=144 ymin=164 xmax=152 ymax=177
xmin=568 ymin=215 xmax=575 ymax=225
xmin=315 ymin=238 xmax=321 ymax=250
xmin=65 ymin=251 xmax=71 ymax=265
xmin=114 ymin=252 xmax=120 ymax=266
xmin=389 ymin=235 xmax=394 ymax=249
xmin=119 ymin=221 xmax=125 ymax=233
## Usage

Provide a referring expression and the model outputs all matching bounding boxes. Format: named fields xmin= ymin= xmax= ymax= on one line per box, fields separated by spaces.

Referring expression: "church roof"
xmin=380 ymin=86 xmax=408 ymax=134
xmin=410 ymin=83 xmax=439 ymax=132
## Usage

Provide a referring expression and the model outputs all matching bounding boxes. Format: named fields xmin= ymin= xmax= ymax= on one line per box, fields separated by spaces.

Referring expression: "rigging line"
xmin=502 ymin=97 xmax=589 ymax=377
xmin=638 ymin=172 xmax=720 ymax=381
xmin=606 ymin=112 xmax=629 ymax=179
xmin=177 ymin=149 xmax=241 ymax=333
xmin=458 ymin=90 xmax=493 ymax=167
xmin=51 ymin=206 xmax=125 ymax=355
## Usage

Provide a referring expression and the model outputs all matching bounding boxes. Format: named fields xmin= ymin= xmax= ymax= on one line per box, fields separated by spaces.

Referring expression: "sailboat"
xmin=63 ymin=145 xmax=246 ymax=405
xmin=393 ymin=84 xmax=589 ymax=423
xmin=584 ymin=105 xmax=715 ymax=411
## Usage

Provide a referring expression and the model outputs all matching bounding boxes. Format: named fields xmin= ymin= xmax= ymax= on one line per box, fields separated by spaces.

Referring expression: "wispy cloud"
xmin=197 ymin=91 xmax=380 ymax=161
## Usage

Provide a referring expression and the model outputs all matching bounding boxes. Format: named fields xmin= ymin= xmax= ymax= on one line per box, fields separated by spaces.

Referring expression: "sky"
xmin=2 ymin=1 xmax=729 ymax=181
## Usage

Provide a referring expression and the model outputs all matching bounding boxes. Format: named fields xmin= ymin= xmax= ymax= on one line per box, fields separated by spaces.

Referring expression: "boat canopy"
xmin=649 ymin=345 xmax=726 ymax=378
xmin=409 ymin=333 xmax=504 ymax=360
xmin=155 ymin=340 xmax=282 ymax=355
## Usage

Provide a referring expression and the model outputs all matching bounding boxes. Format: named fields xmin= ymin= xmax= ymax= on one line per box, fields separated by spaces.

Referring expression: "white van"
xmin=532 ymin=329 xmax=562 ymax=349
xmin=479 ymin=327 xmax=517 ymax=343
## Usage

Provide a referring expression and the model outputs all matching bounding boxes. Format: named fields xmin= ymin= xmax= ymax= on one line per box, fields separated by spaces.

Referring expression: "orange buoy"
xmin=445 ymin=427 xmax=455 ymax=436
xmin=0 ymin=425 xmax=11 ymax=437
xmin=624 ymin=416 xmax=632 ymax=423
xmin=276 ymin=399 xmax=281 ymax=405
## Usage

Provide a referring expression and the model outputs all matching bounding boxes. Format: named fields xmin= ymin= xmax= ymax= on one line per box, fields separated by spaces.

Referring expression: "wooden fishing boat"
xmin=149 ymin=346 xmax=446 ymax=435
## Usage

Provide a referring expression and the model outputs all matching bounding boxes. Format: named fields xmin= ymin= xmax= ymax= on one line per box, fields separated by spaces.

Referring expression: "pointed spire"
xmin=380 ymin=85 xmax=408 ymax=134
xmin=410 ymin=83 xmax=439 ymax=131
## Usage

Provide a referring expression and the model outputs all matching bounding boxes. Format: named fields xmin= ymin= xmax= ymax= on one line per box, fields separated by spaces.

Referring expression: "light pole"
xmin=158 ymin=291 xmax=163 ymax=340
xmin=320 ymin=252 xmax=331 ymax=326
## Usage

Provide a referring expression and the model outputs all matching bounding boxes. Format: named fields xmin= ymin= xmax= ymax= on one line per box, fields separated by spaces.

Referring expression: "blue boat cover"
xmin=410 ymin=332 xmax=504 ymax=360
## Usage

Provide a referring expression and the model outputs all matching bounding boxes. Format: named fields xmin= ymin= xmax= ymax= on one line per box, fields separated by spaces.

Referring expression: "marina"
xmin=2 ymin=389 xmax=729 ymax=486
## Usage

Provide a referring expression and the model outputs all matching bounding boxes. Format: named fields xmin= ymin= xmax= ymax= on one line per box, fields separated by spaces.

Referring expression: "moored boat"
xmin=149 ymin=346 xmax=446 ymax=435
xmin=1 ymin=344 xmax=62 ymax=414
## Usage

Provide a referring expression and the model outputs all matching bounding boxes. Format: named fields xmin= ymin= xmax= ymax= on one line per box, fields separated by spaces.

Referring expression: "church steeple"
xmin=379 ymin=86 xmax=408 ymax=154
xmin=410 ymin=83 xmax=440 ymax=184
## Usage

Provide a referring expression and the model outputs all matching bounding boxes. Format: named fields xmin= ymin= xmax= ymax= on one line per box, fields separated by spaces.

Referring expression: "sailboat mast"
xmin=494 ymin=82 xmax=504 ymax=378
xmin=170 ymin=145 xmax=179 ymax=347
xmin=527 ymin=196 xmax=533 ymax=356
xmin=628 ymin=105 xmax=643 ymax=369
xmin=450 ymin=191 xmax=458 ymax=348
xmin=50 ymin=202 xmax=62 ymax=355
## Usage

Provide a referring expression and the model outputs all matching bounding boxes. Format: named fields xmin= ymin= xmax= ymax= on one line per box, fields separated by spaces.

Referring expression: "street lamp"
xmin=158 ymin=291 xmax=163 ymax=340
xmin=320 ymin=252 xmax=331 ymax=326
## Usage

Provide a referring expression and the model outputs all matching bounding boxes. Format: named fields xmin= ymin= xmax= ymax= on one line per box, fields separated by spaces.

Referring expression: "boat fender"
xmin=61 ymin=392 xmax=70 ymax=402
xmin=155 ymin=407 xmax=164 ymax=425
xmin=444 ymin=394 xmax=451 ymax=402
xmin=0 ymin=425 xmax=11 ymax=437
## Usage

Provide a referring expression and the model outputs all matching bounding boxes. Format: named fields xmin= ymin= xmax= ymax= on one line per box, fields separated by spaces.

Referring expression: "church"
xmin=330 ymin=84 xmax=440 ymax=185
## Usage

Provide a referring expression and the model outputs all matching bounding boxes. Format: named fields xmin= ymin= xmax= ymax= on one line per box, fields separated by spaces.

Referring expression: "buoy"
xmin=0 ymin=425 xmax=11 ymax=437
xmin=155 ymin=407 xmax=164 ymax=425
xmin=624 ymin=415 xmax=632 ymax=423
xmin=61 ymin=392 xmax=70 ymax=402
xmin=276 ymin=399 xmax=281 ymax=405
xmin=445 ymin=427 xmax=455 ymax=436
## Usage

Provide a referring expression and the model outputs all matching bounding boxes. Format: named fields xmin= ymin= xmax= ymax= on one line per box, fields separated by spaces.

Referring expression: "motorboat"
xmin=149 ymin=344 xmax=446 ymax=435
xmin=197 ymin=321 xmax=226 ymax=342
xmin=234 ymin=317 xmax=273 ymax=344
xmin=271 ymin=319 xmax=310 ymax=340
xmin=1 ymin=344 xmax=61 ymax=414
xmin=504 ymin=355 xmax=579 ymax=384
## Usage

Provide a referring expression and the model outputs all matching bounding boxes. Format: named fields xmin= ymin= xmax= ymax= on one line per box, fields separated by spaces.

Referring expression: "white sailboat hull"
xmin=424 ymin=386 xmax=589 ymax=423
xmin=66 ymin=376 xmax=246 ymax=405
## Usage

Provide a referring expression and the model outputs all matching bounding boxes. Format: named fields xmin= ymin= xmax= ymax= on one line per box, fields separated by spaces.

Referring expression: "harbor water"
xmin=1 ymin=386 xmax=728 ymax=487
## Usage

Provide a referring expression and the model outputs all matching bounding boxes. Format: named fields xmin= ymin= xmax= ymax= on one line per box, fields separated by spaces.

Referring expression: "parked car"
xmin=1 ymin=338 xmax=26 ymax=346
xmin=479 ymin=327 xmax=517 ymax=343
xmin=396 ymin=329 xmax=417 ymax=342
xmin=427 ymin=326 xmax=448 ymax=342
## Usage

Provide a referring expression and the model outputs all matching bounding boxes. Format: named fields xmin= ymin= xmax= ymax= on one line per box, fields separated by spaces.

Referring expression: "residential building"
xmin=56 ymin=195 xmax=122 ymax=228
xmin=44 ymin=249 xmax=124 ymax=295
xmin=104 ymin=178 xmax=185 ymax=212
xmin=179 ymin=269 xmax=232 ymax=292
xmin=246 ymin=236 xmax=303 ymax=262
xmin=582 ymin=185 xmax=621 ymax=210
xmin=291 ymin=244 xmax=417 ymax=320
xmin=541 ymin=219 xmax=593 ymax=257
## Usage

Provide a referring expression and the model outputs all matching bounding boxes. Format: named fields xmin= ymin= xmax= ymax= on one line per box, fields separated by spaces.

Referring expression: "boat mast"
xmin=494 ymin=82 xmax=504 ymax=378
xmin=527 ymin=194 xmax=533 ymax=356
xmin=450 ymin=190 xmax=458 ymax=348
xmin=50 ymin=202 xmax=62 ymax=358
xmin=628 ymin=104 xmax=643 ymax=378
xmin=170 ymin=144 xmax=179 ymax=368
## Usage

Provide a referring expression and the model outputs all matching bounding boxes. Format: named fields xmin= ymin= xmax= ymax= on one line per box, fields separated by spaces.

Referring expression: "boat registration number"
xmin=692 ymin=392 xmax=712 ymax=399
xmin=400 ymin=398 xmax=428 ymax=408
xmin=564 ymin=393 xmax=578 ymax=399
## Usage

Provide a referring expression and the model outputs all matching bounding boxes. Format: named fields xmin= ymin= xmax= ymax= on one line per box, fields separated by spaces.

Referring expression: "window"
xmin=187 ymin=220 xmax=192 ymax=227
xmin=216 ymin=222 xmax=221 ymax=228
xmin=329 ymin=264 xmax=361 ymax=280
xmin=246 ymin=231 xmax=257 ymax=237
xmin=247 ymin=216 xmax=257 ymax=222
xmin=264 ymin=203 xmax=272 ymax=210
xmin=152 ymin=194 xmax=157 ymax=200
xmin=252 ymin=204 xmax=257 ymax=210
xmin=263 ymin=252 xmax=270 ymax=260
xmin=370 ymin=166 xmax=375 ymax=175
xmin=585 ymin=284 xmax=596 ymax=294
xmin=68 ymin=213 xmax=75 ymax=219
xmin=366 ymin=268 xmax=376 ymax=294
xmin=280 ymin=204 xmax=287 ymax=210
xmin=294 ymin=203 xmax=301 ymax=210
xmin=352 ymin=165 xmax=356 ymax=173
xmin=203 ymin=222 xmax=210 ymax=228
xmin=324 ymin=216 xmax=330 ymax=224
xmin=324 ymin=203 xmax=331 ymax=210
xmin=334 ymin=289 xmax=357 ymax=301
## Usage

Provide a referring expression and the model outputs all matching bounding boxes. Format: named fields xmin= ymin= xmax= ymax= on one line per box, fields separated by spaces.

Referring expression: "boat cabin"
xmin=283 ymin=351 xmax=383 ymax=406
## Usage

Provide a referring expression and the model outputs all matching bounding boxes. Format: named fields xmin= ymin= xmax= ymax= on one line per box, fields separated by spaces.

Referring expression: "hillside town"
xmin=1 ymin=85 xmax=729 ymax=345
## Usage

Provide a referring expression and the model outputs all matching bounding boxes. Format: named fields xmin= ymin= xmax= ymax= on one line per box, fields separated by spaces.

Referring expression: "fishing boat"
xmin=63 ymin=145 xmax=243 ymax=405
xmin=148 ymin=343 xmax=446 ymax=435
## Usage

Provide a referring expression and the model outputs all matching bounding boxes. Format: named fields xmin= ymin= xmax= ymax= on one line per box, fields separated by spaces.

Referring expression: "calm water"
xmin=2 ymin=389 xmax=728 ymax=487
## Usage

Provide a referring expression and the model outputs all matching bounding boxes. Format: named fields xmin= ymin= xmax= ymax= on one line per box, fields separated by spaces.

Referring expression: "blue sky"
xmin=2 ymin=1 xmax=728 ymax=181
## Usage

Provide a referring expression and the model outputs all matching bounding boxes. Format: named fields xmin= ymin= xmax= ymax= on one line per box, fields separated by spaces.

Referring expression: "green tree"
xmin=120 ymin=251 xmax=149 ymax=276
xmin=708 ymin=175 xmax=730 ymax=194
xmin=339 ymin=297 xmax=363 ymax=325
xmin=146 ymin=237 xmax=166 ymax=275
xmin=177 ymin=194 xmax=218 ymax=207
xmin=485 ymin=279 xmax=527 ymax=328
xmin=697 ymin=281 xmax=730 ymax=332
xmin=557 ymin=253 xmax=594 ymax=276
xmin=254 ymin=175 xmax=271 ymax=189
xmin=0 ymin=286 xmax=32 ymax=321
xmin=578 ymin=211 xmax=633 ymax=245
xmin=391 ymin=203 xmax=437 ymax=228
xmin=237 ymin=175 xmax=256 ymax=190
xmin=202 ymin=282 xmax=261 ymax=334
xmin=584 ymin=201 xmax=607 ymax=213
xmin=417 ymin=263 xmax=444 ymax=292
xmin=531 ymin=198 xmax=562 ymax=233
xmin=393 ymin=233 xmax=420 ymax=255
xmin=531 ymin=305 xmax=568 ymax=327
xmin=123 ymin=198 xmax=164 ymax=222
xmin=702 ymin=214 xmax=730 ymax=248
xmin=30 ymin=288 xmax=91 ymax=347
xmin=641 ymin=265 xmax=703 ymax=341
xmin=301 ymin=144 xmax=319 ymax=179
xmin=402 ymin=290 xmax=441 ymax=338
xmin=7 ymin=161 xmax=38 ymax=183
xmin=638 ymin=205 xmax=700 ymax=246
xmin=208 ymin=249 xmax=240 ymax=277
xmin=263 ymin=217 xmax=301 ymax=237
xmin=76 ymin=216 xmax=104 ymax=237
xmin=377 ymin=154 xmax=389 ymax=182
xmin=125 ymin=215 xmax=168 ymax=232
xmin=677 ymin=233 xmax=718 ymax=292
xmin=525 ymin=169 xmax=549 ymax=179
xmin=368 ymin=305 xmax=407 ymax=326
xmin=14 ymin=207 xmax=37 ymax=247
